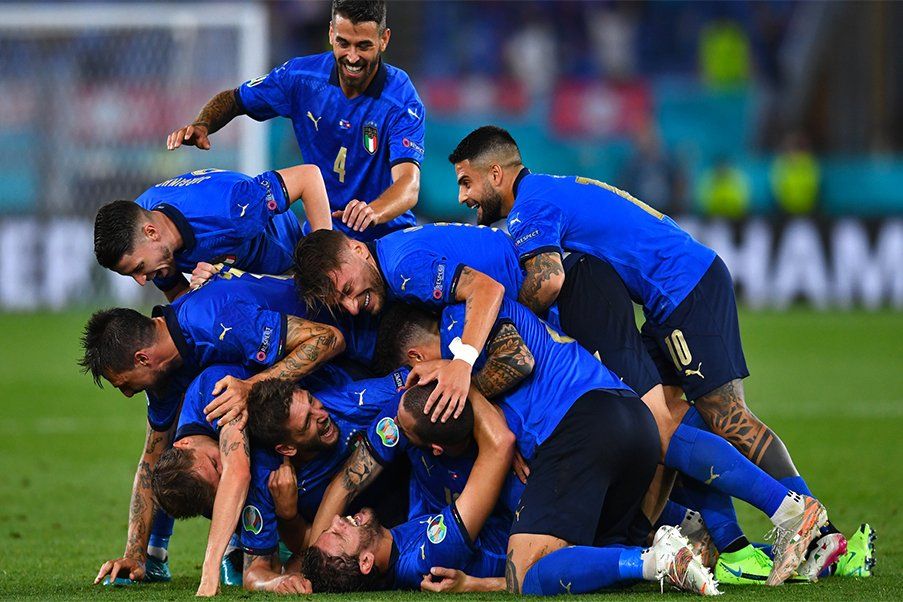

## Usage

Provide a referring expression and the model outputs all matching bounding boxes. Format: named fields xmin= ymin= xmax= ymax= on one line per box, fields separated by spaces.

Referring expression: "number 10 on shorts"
xmin=664 ymin=329 xmax=692 ymax=371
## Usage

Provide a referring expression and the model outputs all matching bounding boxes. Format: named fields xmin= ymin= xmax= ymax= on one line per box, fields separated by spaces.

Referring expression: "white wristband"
xmin=448 ymin=337 xmax=479 ymax=367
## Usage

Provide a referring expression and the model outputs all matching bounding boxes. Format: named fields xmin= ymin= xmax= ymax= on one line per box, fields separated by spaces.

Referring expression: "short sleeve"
xmin=386 ymin=251 xmax=458 ymax=308
xmin=145 ymin=390 xmax=181 ymax=433
xmin=364 ymin=411 xmax=410 ymax=466
xmin=236 ymin=61 xmax=295 ymax=122
xmin=418 ymin=506 xmax=475 ymax=569
xmin=239 ymin=488 xmax=279 ymax=556
xmin=175 ymin=365 xmax=252 ymax=441
xmin=152 ymin=272 xmax=186 ymax=293
xmin=387 ymin=100 xmax=426 ymax=167
xmin=228 ymin=170 xmax=291 ymax=238
xmin=507 ymin=199 xmax=565 ymax=263
xmin=194 ymin=300 xmax=286 ymax=368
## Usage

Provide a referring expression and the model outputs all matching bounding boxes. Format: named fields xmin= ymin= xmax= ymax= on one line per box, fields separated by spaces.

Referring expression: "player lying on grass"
xmin=450 ymin=125 xmax=845 ymax=582
xmin=168 ymin=0 xmax=424 ymax=242
xmin=94 ymin=165 xmax=331 ymax=302
xmin=373 ymin=301 xmax=829 ymax=586
xmin=82 ymin=269 xmax=345 ymax=592
xmin=304 ymin=381 xmax=718 ymax=595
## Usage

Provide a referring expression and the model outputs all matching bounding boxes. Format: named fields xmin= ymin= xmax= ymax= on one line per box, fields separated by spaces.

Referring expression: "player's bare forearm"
xmin=124 ymin=423 xmax=171 ymax=560
xmin=463 ymin=575 xmax=507 ymax=592
xmin=518 ymin=252 xmax=565 ymax=315
xmin=309 ymin=441 xmax=382 ymax=544
xmin=242 ymin=553 xmax=281 ymax=591
xmin=368 ymin=162 xmax=420 ymax=224
xmin=472 ymin=322 xmax=535 ymax=398
xmin=276 ymin=514 xmax=309 ymax=554
xmin=200 ymin=421 xmax=251 ymax=588
xmin=248 ymin=318 xmax=344 ymax=384
xmin=194 ymin=89 xmax=243 ymax=135
xmin=455 ymin=267 xmax=505 ymax=352
xmin=277 ymin=165 xmax=332 ymax=231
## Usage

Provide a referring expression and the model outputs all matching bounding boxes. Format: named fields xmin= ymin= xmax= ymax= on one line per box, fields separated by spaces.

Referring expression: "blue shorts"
xmin=641 ymin=255 xmax=749 ymax=401
xmin=509 ymin=389 xmax=660 ymax=547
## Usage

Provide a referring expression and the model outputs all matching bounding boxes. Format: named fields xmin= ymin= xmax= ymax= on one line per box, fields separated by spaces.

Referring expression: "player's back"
xmin=510 ymin=172 xmax=716 ymax=321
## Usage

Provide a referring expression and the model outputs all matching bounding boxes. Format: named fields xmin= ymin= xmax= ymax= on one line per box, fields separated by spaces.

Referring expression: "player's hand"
xmin=195 ymin=576 xmax=220 ymax=597
xmin=206 ymin=376 xmax=252 ymax=427
xmin=190 ymin=262 xmax=219 ymax=290
xmin=268 ymin=456 xmax=298 ymax=521
xmin=422 ymin=359 xmax=471 ymax=423
xmin=404 ymin=359 xmax=450 ymax=390
xmin=271 ymin=573 xmax=312 ymax=594
xmin=420 ymin=567 xmax=469 ymax=593
xmin=167 ymin=122 xmax=211 ymax=151
xmin=94 ymin=556 xmax=145 ymax=584
xmin=332 ymin=199 xmax=378 ymax=232
xmin=513 ymin=450 xmax=531 ymax=484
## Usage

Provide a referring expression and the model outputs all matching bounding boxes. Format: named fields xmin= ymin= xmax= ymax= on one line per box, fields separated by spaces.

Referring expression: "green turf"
xmin=0 ymin=309 xmax=900 ymax=600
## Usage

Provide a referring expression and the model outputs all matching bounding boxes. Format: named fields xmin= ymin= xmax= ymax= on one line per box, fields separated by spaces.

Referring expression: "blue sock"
xmin=148 ymin=510 xmax=174 ymax=556
xmin=521 ymin=546 xmax=643 ymax=595
xmin=672 ymin=478 xmax=745 ymax=552
xmin=779 ymin=475 xmax=812 ymax=497
xmin=656 ymin=500 xmax=691 ymax=530
xmin=665 ymin=424 xmax=789 ymax=517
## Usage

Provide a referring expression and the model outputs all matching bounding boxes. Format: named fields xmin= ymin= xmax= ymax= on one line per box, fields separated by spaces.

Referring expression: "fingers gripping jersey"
xmin=372 ymin=223 xmax=524 ymax=309
xmin=240 ymin=368 xmax=409 ymax=556
xmin=134 ymin=169 xmax=301 ymax=291
xmin=440 ymin=301 xmax=632 ymax=460
xmin=236 ymin=53 xmax=424 ymax=241
xmin=507 ymin=170 xmax=716 ymax=322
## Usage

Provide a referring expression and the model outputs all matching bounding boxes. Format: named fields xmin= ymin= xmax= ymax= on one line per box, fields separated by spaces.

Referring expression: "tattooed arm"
xmin=518 ymin=251 xmax=565 ymax=315
xmin=472 ymin=322 xmax=536 ymax=398
xmin=94 ymin=421 xmax=172 ymax=585
xmin=196 ymin=419 xmax=251 ymax=596
xmin=166 ymin=89 xmax=244 ymax=151
xmin=243 ymin=552 xmax=312 ymax=594
xmin=205 ymin=316 xmax=345 ymax=425
xmin=307 ymin=439 xmax=383 ymax=547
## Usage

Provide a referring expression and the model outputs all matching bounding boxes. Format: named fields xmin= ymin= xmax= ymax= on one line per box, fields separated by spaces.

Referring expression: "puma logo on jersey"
xmin=685 ymin=362 xmax=704 ymax=379
xmin=420 ymin=456 xmax=433 ymax=477
xmin=307 ymin=111 xmax=322 ymax=131
xmin=509 ymin=216 xmax=522 ymax=226
xmin=560 ymin=580 xmax=573 ymax=594
xmin=407 ymin=107 xmax=420 ymax=120
xmin=218 ymin=324 xmax=232 ymax=340
xmin=420 ymin=543 xmax=426 ymax=560
xmin=446 ymin=317 xmax=458 ymax=331
xmin=705 ymin=466 xmax=720 ymax=485
xmin=400 ymin=275 xmax=412 ymax=291
xmin=237 ymin=203 xmax=249 ymax=217
xmin=354 ymin=389 xmax=366 ymax=406
xmin=515 ymin=504 xmax=525 ymax=522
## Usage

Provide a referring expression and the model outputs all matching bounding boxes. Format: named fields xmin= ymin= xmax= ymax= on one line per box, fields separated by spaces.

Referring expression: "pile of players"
xmin=84 ymin=0 xmax=875 ymax=597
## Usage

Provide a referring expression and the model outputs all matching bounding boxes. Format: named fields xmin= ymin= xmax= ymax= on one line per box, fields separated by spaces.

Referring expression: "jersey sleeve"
xmin=228 ymin=170 xmax=293 ymax=239
xmin=152 ymin=272 xmax=187 ymax=293
xmin=410 ymin=506 xmax=476 ymax=577
xmin=195 ymin=299 xmax=286 ymax=368
xmin=507 ymin=199 xmax=565 ymax=263
xmin=145 ymin=390 xmax=182 ymax=433
xmin=386 ymin=99 xmax=426 ymax=167
xmin=235 ymin=60 xmax=296 ymax=122
xmin=175 ymin=365 xmax=252 ymax=441
xmin=240 ymin=451 xmax=282 ymax=556
xmin=364 ymin=411 xmax=410 ymax=466
xmin=387 ymin=250 xmax=459 ymax=308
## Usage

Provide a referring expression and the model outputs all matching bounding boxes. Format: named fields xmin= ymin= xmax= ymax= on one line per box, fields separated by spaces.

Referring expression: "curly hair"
xmin=151 ymin=447 xmax=216 ymax=519
xmin=299 ymin=546 xmax=387 ymax=593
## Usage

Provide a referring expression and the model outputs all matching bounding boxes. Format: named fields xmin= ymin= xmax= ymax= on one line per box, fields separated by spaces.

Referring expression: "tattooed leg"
xmin=694 ymin=378 xmax=800 ymax=479
xmin=506 ymin=534 xmax=568 ymax=594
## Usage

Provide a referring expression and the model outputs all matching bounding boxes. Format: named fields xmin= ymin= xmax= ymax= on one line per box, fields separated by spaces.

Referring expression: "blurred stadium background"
xmin=0 ymin=0 xmax=900 ymax=311
xmin=0 ymin=2 xmax=900 ymax=598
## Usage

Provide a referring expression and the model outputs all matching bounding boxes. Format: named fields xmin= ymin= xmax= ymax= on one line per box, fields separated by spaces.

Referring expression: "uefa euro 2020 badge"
xmin=376 ymin=416 xmax=399 ymax=448
xmin=426 ymin=514 xmax=447 ymax=544
xmin=242 ymin=505 xmax=263 ymax=535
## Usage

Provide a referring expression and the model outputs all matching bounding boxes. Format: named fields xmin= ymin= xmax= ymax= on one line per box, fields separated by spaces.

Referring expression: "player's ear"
xmin=328 ymin=21 xmax=335 ymax=46
xmin=134 ymin=350 xmax=150 ymax=367
xmin=359 ymin=550 xmax=375 ymax=575
xmin=380 ymin=27 xmax=390 ymax=52
xmin=431 ymin=443 xmax=444 ymax=457
xmin=407 ymin=347 xmax=424 ymax=364
xmin=489 ymin=163 xmax=504 ymax=187
xmin=275 ymin=443 xmax=297 ymax=457
xmin=143 ymin=222 xmax=159 ymax=241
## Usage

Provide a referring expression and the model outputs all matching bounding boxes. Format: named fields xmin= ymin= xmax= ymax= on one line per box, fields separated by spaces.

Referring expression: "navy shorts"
xmin=641 ymin=255 xmax=749 ymax=401
xmin=556 ymin=253 xmax=661 ymax=397
xmin=510 ymin=389 xmax=660 ymax=547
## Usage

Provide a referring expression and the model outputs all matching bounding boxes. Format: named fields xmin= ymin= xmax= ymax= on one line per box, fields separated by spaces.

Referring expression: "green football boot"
xmin=834 ymin=524 xmax=876 ymax=577
xmin=715 ymin=545 xmax=809 ymax=585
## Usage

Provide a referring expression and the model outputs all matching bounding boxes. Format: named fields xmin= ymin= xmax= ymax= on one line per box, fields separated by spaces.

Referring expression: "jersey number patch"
xmin=334 ymin=146 xmax=347 ymax=183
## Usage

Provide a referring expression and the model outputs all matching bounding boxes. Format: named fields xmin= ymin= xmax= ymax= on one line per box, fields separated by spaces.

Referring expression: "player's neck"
xmin=153 ymin=317 xmax=183 ymax=367
xmin=373 ymin=527 xmax=394 ymax=572
xmin=339 ymin=59 xmax=381 ymax=100
xmin=503 ymin=163 xmax=526 ymax=207
xmin=151 ymin=210 xmax=183 ymax=251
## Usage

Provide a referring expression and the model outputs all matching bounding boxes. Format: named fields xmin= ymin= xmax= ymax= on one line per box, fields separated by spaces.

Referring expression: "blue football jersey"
xmin=145 ymin=366 xmax=196 ymax=433
xmin=240 ymin=368 xmax=409 ymax=555
xmin=174 ymin=364 xmax=254 ymax=441
xmin=135 ymin=169 xmax=301 ymax=291
xmin=236 ymin=53 xmax=424 ymax=241
xmin=390 ymin=506 xmax=508 ymax=589
xmin=507 ymin=170 xmax=717 ymax=322
xmin=441 ymin=301 xmax=632 ymax=460
xmin=372 ymin=223 xmax=524 ymax=310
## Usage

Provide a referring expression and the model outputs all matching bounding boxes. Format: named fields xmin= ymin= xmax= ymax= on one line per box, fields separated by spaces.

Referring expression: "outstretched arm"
xmin=166 ymin=89 xmax=244 ymax=151
xmin=243 ymin=553 xmax=311 ymax=594
xmin=94 ymin=421 xmax=172 ymax=585
xmin=276 ymin=165 xmax=332 ymax=232
xmin=195 ymin=419 xmax=252 ymax=596
xmin=421 ymin=567 xmax=506 ymax=593
xmin=205 ymin=316 xmax=345 ymax=425
xmin=518 ymin=251 xmax=565 ymax=315
xmin=333 ymin=162 xmax=421 ymax=232
xmin=307 ymin=439 xmax=383 ymax=546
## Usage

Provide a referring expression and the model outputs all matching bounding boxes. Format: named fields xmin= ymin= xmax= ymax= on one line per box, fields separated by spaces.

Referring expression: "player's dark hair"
xmin=293 ymin=229 xmax=352 ymax=312
xmin=93 ymin=200 xmax=147 ymax=269
xmin=401 ymin=383 xmax=474 ymax=447
xmin=151 ymin=447 xmax=216 ymax=519
xmin=332 ymin=0 xmax=387 ymax=32
xmin=79 ymin=308 xmax=156 ymax=387
xmin=371 ymin=304 xmax=438 ymax=375
xmin=246 ymin=379 xmax=296 ymax=449
xmin=448 ymin=125 xmax=522 ymax=167
xmin=300 ymin=546 xmax=388 ymax=593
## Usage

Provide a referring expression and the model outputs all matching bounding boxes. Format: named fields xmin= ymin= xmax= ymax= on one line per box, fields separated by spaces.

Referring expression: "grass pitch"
xmin=0 ymin=308 xmax=900 ymax=600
